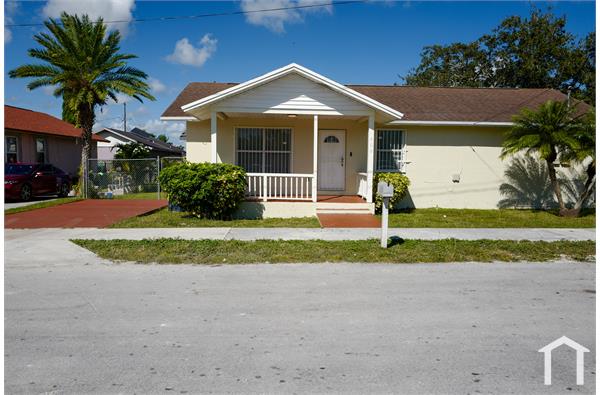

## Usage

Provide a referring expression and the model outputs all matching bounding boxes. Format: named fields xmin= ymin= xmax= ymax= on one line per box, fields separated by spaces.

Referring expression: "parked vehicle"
xmin=5 ymin=163 xmax=71 ymax=201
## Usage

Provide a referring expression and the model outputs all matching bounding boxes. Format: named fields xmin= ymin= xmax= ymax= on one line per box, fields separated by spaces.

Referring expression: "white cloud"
xmin=41 ymin=85 xmax=58 ymax=96
xmin=139 ymin=120 xmax=186 ymax=144
xmin=42 ymin=0 xmax=135 ymax=35
xmin=166 ymin=34 xmax=217 ymax=68
xmin=241 ymin=0 xmax=332 ymax=33
xmin=148 ymin=77 xmax=166 ymax=94
xmin=5 ymin=1 xmax=19 ymax=43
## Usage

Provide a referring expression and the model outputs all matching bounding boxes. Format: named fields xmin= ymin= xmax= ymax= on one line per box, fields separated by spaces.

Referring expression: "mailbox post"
xmin=377 ymin=181 xmax=394 ymax=248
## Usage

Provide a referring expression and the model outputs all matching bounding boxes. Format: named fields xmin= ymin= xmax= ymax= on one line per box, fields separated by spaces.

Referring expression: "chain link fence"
xmin=85 ymin=157 xmax=183 ymax=199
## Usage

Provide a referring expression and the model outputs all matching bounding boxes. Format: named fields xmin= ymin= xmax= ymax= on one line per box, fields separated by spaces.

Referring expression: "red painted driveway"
xmin=5 ymin=199 xmax=167 ymax=228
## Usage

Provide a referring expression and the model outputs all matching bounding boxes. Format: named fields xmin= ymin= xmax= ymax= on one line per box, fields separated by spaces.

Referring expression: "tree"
xmin=156 ymin=134 xmax=170 ymax=143
xmin=403 ymin=7 xmax=595 ymax=104
xmin=8 ymin=12 xmax=155 ymax=194
xmin=114 ymin=143 xmax=151 ymax=160
xmin=559 ymin=109 xmax=596 ymax=215
xmin=403 ymin=42 xmax=491 ymax=87
xmin=500 ymin=100 xmax=583 ymax=216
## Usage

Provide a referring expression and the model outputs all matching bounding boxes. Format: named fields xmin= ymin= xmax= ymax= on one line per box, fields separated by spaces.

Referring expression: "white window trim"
xmin=5 ymin=135 xmax=19 ymax=163
xmin=234 ymin=126 xmax=294 ymax=173
xmin=375 ymin=129 xmax=407 ymax=173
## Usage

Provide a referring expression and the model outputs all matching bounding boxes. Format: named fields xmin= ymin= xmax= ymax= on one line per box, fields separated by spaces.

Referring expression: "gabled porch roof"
xmin=171 ymin=63 xmax=405 ymax=123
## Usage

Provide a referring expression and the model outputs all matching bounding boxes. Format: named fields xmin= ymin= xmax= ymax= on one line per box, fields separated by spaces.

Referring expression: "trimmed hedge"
xmin=159 ymin=162 xmax=246 ymax=219
xmin=373 ymin=172 xmax=410 ymax=213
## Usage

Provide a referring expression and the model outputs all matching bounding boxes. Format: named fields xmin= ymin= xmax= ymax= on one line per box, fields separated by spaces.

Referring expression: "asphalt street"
xmin=4 ymin=232 xmax=596 ymax=394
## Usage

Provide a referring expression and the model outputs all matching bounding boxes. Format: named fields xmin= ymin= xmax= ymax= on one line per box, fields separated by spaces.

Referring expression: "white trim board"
xmin=388 ymin=120 xmax=513 ymax=127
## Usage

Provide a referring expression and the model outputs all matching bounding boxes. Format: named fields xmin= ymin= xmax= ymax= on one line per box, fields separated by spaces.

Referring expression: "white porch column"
xmin=210 ymin=111 xmax=217 ymax=163
xmin=312 ymin=114 xmax=318 ymax=202
xmin=366 ymin=114 xmax=375 ymax=203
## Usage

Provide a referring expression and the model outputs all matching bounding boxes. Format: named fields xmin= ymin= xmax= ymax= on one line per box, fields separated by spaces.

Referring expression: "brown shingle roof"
xmin=5 ymin=105 xmax=104 ymax=141
xmin=162 ymin=82 xmax=584 ymax=123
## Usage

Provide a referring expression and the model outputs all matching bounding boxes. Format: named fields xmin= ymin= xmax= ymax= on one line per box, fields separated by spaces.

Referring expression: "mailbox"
xmin=377 ymin=181 xmax=394 ymax=198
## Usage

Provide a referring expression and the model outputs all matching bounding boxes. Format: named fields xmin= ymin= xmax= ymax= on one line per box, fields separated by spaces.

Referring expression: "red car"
xmin=5 ymin=163 xmax=72 ymax=201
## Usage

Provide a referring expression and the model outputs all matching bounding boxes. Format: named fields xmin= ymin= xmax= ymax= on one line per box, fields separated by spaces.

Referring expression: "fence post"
xmin=156 ymin=156 xmax=160 ymax=200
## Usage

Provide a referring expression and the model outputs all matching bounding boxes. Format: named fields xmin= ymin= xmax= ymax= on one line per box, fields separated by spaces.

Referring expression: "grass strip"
xmin=72 ymin=238 xmax=595 ymax=264
xmin=111 ymin=207 xmax=595 ymax=229
xmin=387 ymin=208 xmax=595 ymax=228
xmin=110 ymin=208 xmax=321 ymax=228
xmin=5 ymin=197 xmax=83 ymax=215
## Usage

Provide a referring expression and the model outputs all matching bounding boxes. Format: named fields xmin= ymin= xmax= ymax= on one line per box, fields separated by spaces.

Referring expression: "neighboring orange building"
xmin=4 ymin=105 xmax=104 ymax=175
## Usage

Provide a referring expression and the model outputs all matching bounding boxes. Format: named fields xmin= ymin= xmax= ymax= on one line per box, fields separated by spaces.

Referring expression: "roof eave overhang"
xmin=160 ymin=116 xmax=197 ymax=121
xmin=388 ymin=120 xmax=513 ymax=127
xmin=180 ymin=63 xmax=404 ymax=121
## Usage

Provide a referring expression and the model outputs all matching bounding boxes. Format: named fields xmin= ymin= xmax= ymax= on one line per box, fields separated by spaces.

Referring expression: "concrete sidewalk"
xmin=5 ymin=227 xmax=595 ymax=241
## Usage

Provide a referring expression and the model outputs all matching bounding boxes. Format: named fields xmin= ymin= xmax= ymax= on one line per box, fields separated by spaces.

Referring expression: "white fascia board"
xmin=100 ymin=128 xmax=137 ymax=143
xmin=159 ymin=116 xmax=197 ymax=121
xmin=180 ymin=63 xmax=404 ymax=120
xmin=388 ymin=120 xmax=513 ymax=127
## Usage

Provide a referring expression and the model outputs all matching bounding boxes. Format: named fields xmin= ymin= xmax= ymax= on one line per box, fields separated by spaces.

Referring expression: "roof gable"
xmin=179 ymin=63 xmax=404 ymax=121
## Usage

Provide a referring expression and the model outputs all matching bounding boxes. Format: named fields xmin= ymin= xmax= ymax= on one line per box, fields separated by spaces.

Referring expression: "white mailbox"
xmin=377 ymin=181 xmax=394 ymax=248
xmin=377 ymin=181 xmax=394 ymax=198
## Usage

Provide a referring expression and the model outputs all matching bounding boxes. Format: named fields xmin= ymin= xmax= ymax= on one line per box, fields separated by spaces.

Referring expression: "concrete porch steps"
xmin=315 ymin=202 xmax=375 ymax=215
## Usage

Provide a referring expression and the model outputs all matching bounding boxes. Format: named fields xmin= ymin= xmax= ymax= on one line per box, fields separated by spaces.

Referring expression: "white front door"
xmin=318 ymin=130 xmax=346 ymax=191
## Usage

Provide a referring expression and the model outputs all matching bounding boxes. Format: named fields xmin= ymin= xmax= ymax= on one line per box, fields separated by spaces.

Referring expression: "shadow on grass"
xmin=388 ymin=236 xmax=405 ymax=248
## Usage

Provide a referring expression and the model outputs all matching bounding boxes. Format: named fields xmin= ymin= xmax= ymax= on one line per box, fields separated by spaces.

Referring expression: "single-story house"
xmin=94 ymin=127 xmax=185 ymax=160
xmin=4 ymin=105 xmax=104 ymax=175
xmin=161 ymin=63 xmax=587 ymax=217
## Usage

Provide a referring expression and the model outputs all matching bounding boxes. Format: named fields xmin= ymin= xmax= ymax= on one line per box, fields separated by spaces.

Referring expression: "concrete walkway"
xmin=5 ymin=227 xmax=595 ymax=241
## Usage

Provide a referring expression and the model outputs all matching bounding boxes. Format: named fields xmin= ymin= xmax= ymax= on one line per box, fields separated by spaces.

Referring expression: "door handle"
xmin=340 ymin=156 xmax=344 ymax=167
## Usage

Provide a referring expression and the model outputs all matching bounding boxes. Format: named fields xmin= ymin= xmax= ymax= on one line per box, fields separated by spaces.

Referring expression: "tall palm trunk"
xmin=78 ymin=104 xmax=95 ymax=197
xmin=572 ymin=161 xmax=596 ymax=216
xmin=545 ymin=148 xmax=567 ymax=215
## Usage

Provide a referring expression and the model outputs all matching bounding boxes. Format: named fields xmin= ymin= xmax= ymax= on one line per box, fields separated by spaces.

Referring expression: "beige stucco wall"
xmin=186 ymin=116 xmax=369 ymax=196
xmin=400 ymin=125 xmax=507 ymax=209
xmin=185 ymin=119 xmax=591 ymax=209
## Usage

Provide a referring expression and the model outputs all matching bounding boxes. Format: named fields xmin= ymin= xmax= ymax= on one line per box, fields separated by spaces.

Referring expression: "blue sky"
xmin=4 ymin=1 xmax=595 ymax=144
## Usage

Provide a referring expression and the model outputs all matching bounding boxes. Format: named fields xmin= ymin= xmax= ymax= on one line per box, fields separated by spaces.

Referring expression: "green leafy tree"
xmin=559 ymin=109 xmax=596 ymax=215
xmin=8 ymin=12 xmax=155 ymax=193
xmin=501 ymin=100 xmax=582 ymax=216
xmin=156 ymin=134 xmax=170 ymax=143
xmin=403 ymin=7 xmax=595 ymax=104
xmin=114 ymin=143 xmax=151 ymax=159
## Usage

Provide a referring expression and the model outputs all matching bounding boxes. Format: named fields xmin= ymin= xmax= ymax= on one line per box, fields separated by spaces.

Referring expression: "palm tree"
xmin=8 ymin=12 xmax=154 ymax=194
xmin=501 ymin=100 xmax=579 ymax=216
xmin=559 ymin=109 xmax=596 ymax=215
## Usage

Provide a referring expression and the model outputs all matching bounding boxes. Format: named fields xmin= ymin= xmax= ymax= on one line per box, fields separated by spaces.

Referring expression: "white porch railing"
xmin=246 ymin=173 xmax=314 ymax=201
xmin=356 ymin=172 xmax=369 ymax=200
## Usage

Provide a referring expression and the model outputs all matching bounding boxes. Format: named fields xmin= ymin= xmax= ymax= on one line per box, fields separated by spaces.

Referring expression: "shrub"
xmin=373 ymin=172 xmax=410 ymax=213
xmin=159 ymin=162 xmax=247 ymax=219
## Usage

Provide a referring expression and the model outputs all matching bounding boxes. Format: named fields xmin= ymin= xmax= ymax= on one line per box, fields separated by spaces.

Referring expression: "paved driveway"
xmin=4 ymin=231 xmax=595 ymax=394
xmin=4 ymin=199 xmax=167 ymax=228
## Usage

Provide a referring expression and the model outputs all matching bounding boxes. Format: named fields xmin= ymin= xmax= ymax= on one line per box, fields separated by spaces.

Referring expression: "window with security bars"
xmin=376 ymin=129 xmax=405 ymax=172
xmin=236 ymin=127 xmax=292 ymax=173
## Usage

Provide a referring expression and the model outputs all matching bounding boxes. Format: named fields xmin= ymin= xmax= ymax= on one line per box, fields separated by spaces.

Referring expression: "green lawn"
xmin=387 ymin=208 xmax=595 ymax=228
xmin=111 ymin=206 xmax=595 ymax=229
xmin=5 ymin=197 xmax=83 ymax=215
xmin=72 ymin=238 xmax=595 ymax=264
xmin=110 ymin=208 xmax=321 ymax=228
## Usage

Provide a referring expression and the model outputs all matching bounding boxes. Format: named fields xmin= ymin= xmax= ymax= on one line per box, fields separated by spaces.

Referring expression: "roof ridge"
xmin=184 ymin=82 xmax=556 ymax=91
